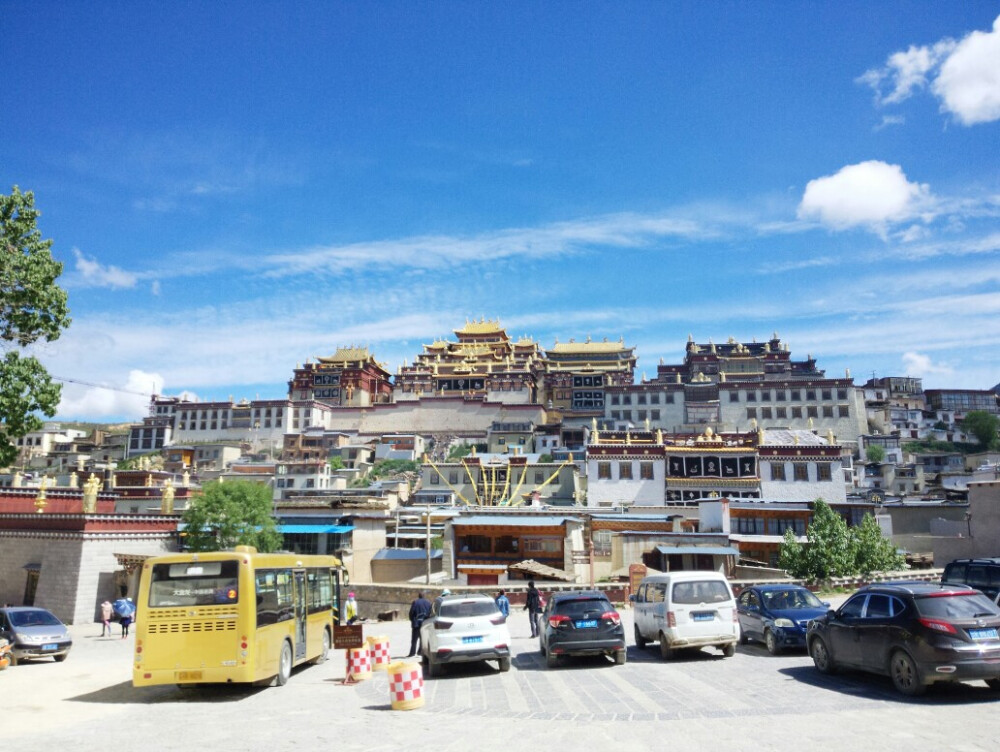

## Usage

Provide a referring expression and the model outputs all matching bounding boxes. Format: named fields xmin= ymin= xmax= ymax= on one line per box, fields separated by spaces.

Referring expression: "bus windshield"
xmin=149 ymin=560 xmax=240 ymax=607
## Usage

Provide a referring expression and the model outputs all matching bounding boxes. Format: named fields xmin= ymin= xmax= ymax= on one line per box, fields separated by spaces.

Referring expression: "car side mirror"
xmin=827 ymin=608 xmax=836 ymax=619
xmin=822 ymin=602 xmax=830 ymax=608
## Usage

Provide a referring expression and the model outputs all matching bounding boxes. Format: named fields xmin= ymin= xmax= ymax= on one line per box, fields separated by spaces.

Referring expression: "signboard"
xmin=333 ymin=623 xmax=364 ymax=649
xmin=629 ymin=563 xmax=647 ymax=595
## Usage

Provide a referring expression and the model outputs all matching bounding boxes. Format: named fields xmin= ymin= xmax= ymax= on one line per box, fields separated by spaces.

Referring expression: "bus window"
xmin=307 ymin=568 xmax=334 ymax=614
xmin=149 ymin=561 xmax=240 ymax=607
xmin=256 ymin=569 xmax=294 ymax=626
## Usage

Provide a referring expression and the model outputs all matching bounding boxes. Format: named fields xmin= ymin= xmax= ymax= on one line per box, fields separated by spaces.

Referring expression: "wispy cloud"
xmin=858 ymin=15 xmax=1000 ymax=125
xmin=71 ymin=248 xmax=140 ymax=289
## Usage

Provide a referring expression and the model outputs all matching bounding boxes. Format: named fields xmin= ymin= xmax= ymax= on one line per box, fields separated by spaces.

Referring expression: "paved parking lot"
xmin=5 ymin=610 xmax=1000 ymax=751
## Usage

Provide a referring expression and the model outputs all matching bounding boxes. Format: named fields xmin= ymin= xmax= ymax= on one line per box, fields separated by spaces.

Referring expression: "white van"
xmin=631 ymin=571 xmax=738 ymax=659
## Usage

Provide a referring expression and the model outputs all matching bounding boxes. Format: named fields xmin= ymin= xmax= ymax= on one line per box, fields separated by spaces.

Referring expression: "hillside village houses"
xmin=2 ymin=320 xmax=998 ymax=621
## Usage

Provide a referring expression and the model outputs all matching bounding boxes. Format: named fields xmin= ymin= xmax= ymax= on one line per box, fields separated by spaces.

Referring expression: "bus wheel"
xmin=275 ymin=641 xmax=293 ymax=686
xmin=313 ymin=629 xmax=331 ymax=665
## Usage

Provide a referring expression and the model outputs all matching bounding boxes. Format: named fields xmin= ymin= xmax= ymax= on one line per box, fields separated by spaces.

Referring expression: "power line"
xmin=51 ymin=375 xmax=153 ymax=398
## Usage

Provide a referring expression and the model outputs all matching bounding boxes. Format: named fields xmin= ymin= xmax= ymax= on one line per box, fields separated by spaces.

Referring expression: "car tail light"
xmin=601 ymin=611 xmax=621 ymax=627
xmin=667 ymin=611 xmax=676 ymax=628
xmin=490 ymin=615 xmax=507 ymax=625
xmin=918 ymin=617 xmax=958 ymax=635
xmin=433 ymin=620 xmax=453 ymax=630
xmin=548 ymin=614 xmax=570 ymax=628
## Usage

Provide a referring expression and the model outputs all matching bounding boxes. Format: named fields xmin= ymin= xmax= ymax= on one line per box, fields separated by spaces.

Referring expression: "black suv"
xmin=942 ymin=558 xmax=1000 ymax=602
xmin=807 ymin=582 xmax=1000 ymax=696
xmin=539 ymin=590 xmax=626 ymax=668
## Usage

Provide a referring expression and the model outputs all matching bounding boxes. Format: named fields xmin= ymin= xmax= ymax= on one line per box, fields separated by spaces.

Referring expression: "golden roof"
xmin=456 ymin=317 xmax=505 ymax=335
xmin=548 ymin=337 xmax=631 ymax=354
xmin=318 ymin=346 xmax=372 ymax=364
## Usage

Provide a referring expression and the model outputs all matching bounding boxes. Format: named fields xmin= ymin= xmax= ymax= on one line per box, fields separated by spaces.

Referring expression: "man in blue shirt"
xmin=406 ymin=591 xmax=432 ymax=657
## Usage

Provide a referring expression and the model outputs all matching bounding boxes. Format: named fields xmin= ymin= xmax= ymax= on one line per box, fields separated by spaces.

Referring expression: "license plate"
xmin=575 ymin=620 xmax=598 ymax=629
xmin=461 ymin=635 xmax=483 ymax=644
xmin=968 ymin=628 xmax=999 ymax=640
xmin=176 ymin=670 xmax=203 ymax=681
xmin=41 ymin=643 xmax=58 ymax=651
xmin=692 ymin=612 xmax=714 ymax=622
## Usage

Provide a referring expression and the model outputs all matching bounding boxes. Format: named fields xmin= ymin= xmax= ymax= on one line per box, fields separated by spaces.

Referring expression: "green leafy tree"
xmin=538 ymin=453 xmax=554 ymax=463
xmin=853 ymin=513 xmax=906 ymax=577
xmin=180 ymin=480 xmax=282 ymax=552
xmin=865 ymin=444 xmax=885 ymax=464
xmin=779 ymin=500 xmax=905 ymax=580
xmin=778 ymin=499 xmax=857 ymax=579
xmin=328 ymin=455 xmax=345 ymax=470
xmin=447 ymin=443 xmax=473 ymax=460
xmin=962 ymin=410 xmax=1000 ymax=450
xmin=1 ymin=187 xmax=71 ymax=467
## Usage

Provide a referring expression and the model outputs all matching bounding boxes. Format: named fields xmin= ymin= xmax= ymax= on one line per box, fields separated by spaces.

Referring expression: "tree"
xmin=962 ymin=410 xmax=1000 ymax=450
xmin=853 ymin=513 xmax=906 ymax=577
xmin=779 ymin=499 xmax=906 ymax=581
xmin=0 ymin=186 xmax=71 ymax=468
xmin=865 ymin=444 xmax=885 ymax=464
xmin=180 ymin=481 xmax=282 ymax=552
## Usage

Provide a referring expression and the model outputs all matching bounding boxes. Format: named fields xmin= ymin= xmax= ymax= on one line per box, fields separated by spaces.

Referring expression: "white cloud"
xmin=797 ymin=161 xmax=932 ymax=232
xmin=933 ymin=15 xmax=1000 ymax=125
xmin=72 ymin=248 xmax=139 ymax=289
xmin=901 ymin=351 xmax=954 ymax=379
xmin=56 ymin=369 xmax=164 ymax=420
xmin=150 ymin=280 xmax=161 ymax=296
xmin=858 ymin=15 xmax=1000 ymax=125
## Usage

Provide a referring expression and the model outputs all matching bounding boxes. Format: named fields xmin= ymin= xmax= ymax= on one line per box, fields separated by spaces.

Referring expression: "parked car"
xmin=807 ymin=582 xmax=1000 ymax=696
xmin=737 ymin=584 xmax=829 ymax=654
xmin=539 ymin=590 xmax=626 ymax=668
xmin=941 ymin=558 xmax=1000 ymax=601
xmin=632 ymin=571 xmax=738 ymax=659
xmin=420 ymin=593 xmax=511 ymax=677
xmin=0 ymin=606 xmax=73 ymax=665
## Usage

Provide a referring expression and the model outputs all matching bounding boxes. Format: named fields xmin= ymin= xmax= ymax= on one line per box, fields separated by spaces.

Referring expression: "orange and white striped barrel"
xmin=346 ymin=645 xmax=372 ymax=681
xmin=387 ymin=661 xmax=424 ymax=710
xmin=367 ymin=635 xmax=391 ymax=671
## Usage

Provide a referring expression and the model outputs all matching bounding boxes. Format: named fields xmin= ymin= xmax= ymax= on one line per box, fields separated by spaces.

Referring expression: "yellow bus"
xmin=133 ymin=546 xmax=344 ymax=688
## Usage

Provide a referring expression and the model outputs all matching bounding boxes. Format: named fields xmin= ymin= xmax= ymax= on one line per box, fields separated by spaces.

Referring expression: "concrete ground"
xmin=4 ymin=608 xmax=1000 ymax=751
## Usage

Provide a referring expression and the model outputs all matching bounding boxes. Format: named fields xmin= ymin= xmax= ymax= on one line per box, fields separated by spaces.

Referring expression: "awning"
xmin=278 ymin=524 xmax=354 ymax=534
xmin=655 ymin=546 xmax=741 ymax=557
xmin=22 ymin=562 xmax=41 ymax=572
xmin=507 ymin=559 xmax=577 ymax=582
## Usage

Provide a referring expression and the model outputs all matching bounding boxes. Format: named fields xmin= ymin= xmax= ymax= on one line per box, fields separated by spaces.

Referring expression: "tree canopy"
xmin=0 ymin=186 xmax=71 ymax=468
xmin=779 ymin=499 xmax=906 ymax=580
xmin=864 ymin=444 xmax=885 ymax=464
xmin=961 ymin=410 xmax=1000 ymax=450
xmin=180 ymin=480 xmax=282 ymax=553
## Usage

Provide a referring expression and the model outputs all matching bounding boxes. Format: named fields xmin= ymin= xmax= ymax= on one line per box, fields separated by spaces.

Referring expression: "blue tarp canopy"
xmin=655 ymin=545 xmax=741 ymax=557
xmin=278 ymin=524 xmax=354 ymax=534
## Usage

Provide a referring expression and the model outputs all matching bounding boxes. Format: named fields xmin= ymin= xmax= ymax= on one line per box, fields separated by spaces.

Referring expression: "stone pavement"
xmin=4 ymin=609 xmax=1000 ymax=751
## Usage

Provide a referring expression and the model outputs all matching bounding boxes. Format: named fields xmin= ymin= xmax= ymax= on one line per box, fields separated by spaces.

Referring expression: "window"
xmin=840 ymin=595 xmax=865 ymax=618
xmin=622 ymin=395 xmax=632 ymax=405
xmin=775 ymin=390 xmax=786 ymax=401
xmin=776 ymin=407 xmax=787 ymax=419
xmin=597 ymin=462 xmax=611 ymax=479
xmin=793 ymin=463 xmax=809 ymax=481
xmin=729 ymin=392 xmax=740 ymax=402
xmin=771 ymin=463 xmax=786 ymax=481
xmin=807 ymin=406 xmax=818 ymax=418
xmin=791 ymin=390 xmax=801 ymax=401
xmin=449 ymin=472 xmax=459 ymax=484
xmin=865 ymin=594 xmax=891 ymax=618
xmin=823 ymin=406 xmax=833 ymax=418
xmin=638 ymin=410 xmax=647 ymax=421
xmin=817 ymin=464 xmax=832 ymax=481
xmin=761 ymin=390 xmax=771 ymax=402
xmin=611 ymin=395 xmax=620 ymax=406
xmin=792 ymin=407 xmax=803 ymax=418
xmin=837 ymin=389 xmax=848 ymax=400
xmin=637 ymin=394 xmax=647 ymax=405
xmin=746 ymin=391 xmax=757 ymax=402
xmin=650 ymin=394 xmax=659 ymax=404
xmin=822 ymin=389 xmax=832 ymax=401
xmin=665 ymin=393 xmax=675 ymax=404
xmin=459 ymin=535 xmax=491 ymax=553
xmin=806 ymin=389 xmax=816 ymax=400
xmin=535 ymin=472 xmax=544 ymax=483
xmin=619 ymin=462 xmax=633 ymax=480
xmin=611 ymin=411 xmax=620 ymax=420
xmin=747 ymin=408 xmax=757 ymax=419
xmin=495 ymin=536 xmax=518 ymax=554
xmin=640 ymin=462 xmax=654 ymax=480
xmin=761 ymin=408 xmax=772 ymax=419
xmin=838 ymin=406 xmax=849 ymax=418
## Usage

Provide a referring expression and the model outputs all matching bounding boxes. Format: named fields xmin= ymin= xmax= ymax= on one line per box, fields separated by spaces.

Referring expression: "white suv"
xmin=632 ymin=571 xmax=738 ymax=659
xmin=420 ymin=593 xmax=512 ymax=676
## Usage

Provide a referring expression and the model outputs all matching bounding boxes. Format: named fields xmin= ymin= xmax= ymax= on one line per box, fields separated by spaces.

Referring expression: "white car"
xmin=420 ymin=593 xmax=512 ymax=677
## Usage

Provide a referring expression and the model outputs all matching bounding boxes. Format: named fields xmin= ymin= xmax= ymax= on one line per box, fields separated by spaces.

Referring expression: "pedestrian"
xmin=406 ymin=591 xmax=432 ymax=657
xmin=120 ymin=597 xmax=134 ymax=638
xmin=495 ymin=589 xmax=510 ymax=618
xmin=433 ymin=588 xmax=452 ymax=612
xmin=525 ymin=580 xmax=541 ymax=637
xmin=100 ymin=600 xmax=114 ymax=637
xmin=345 ymin=592 xmax=359 ymax=624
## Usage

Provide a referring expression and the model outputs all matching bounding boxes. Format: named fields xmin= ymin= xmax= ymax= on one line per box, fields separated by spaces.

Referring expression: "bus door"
xmin=293 ymin=569 xmax=307 ymax=660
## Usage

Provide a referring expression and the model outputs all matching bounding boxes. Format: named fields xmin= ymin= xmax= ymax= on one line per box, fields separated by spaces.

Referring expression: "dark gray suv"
xmin=539 ymin=591 xmax=626 ymax=668
xmin=942 ymin=558 xmax=1000 ymax=602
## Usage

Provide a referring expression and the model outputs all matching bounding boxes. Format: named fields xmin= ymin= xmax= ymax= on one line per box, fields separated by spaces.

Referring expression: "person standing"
xmin=406 ymin=591 xmax=432 ymax=657
xmin=345 ymin=592 xmax=359 ymax=624
xmin=100 ymin=600 xmax=114 ymax=637
xmin=524 ymin=580 xmax=541 ymax=637
xmin=495 ymin=590 xmax=510 ymax=618
xmin=119 ymin=597 xmax=135 ymax=639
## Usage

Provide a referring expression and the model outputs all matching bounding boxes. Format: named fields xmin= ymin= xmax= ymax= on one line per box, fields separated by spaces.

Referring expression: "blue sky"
xmin=3 ymin=2 xmax=998 ymax=420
